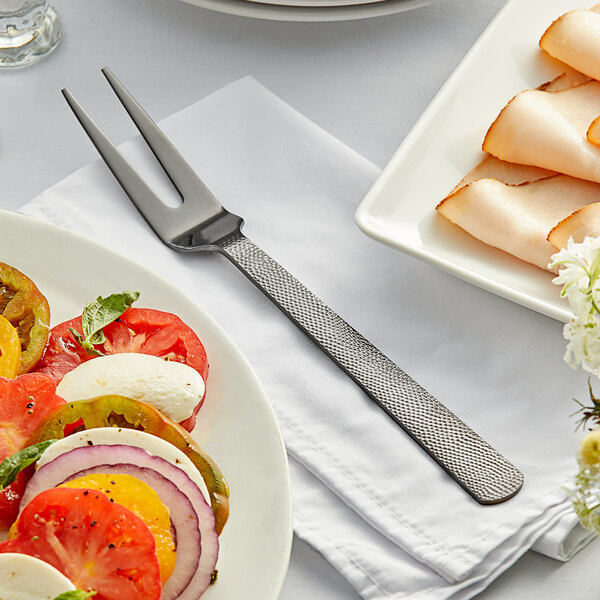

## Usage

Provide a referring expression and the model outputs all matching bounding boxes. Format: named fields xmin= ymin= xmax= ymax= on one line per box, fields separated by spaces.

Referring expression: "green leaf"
xmin=69 ymin=328 xmax=103 ymax=357
xmin=0 ymin=440 xmax=58 ymax=491
xmin=53 ymin=591 xmax=97 ymax=600
xmin=73 ymin=290 xmax=140 ymax=356
xmin=571 ymin=378 xmax=600 ymax=431
xmin=82 ymin=290 xmax=140 ymax=340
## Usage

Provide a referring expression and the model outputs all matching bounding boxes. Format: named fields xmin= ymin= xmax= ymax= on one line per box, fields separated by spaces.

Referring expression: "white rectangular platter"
xmin=355 ymin=0 xmax=587 ymax=323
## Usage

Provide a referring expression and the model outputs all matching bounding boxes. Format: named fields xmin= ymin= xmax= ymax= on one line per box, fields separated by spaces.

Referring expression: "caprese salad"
xmin=0 ymin=262 xmax=228 ymax=600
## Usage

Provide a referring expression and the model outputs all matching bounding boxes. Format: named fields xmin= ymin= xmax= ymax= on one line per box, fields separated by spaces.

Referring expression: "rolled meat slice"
xmin=588 ymin=114 xmax=600 ymax=146
xmin=450 ymin=155 xmax=555 ymax=194
xmin=437 ymin=174 xmax=600 ymax=271
xmin=548 ymin=202 xmax=600 ymax=249
xmin=538 ymin=69 xmax=591 ymax=93
xmin=540 ymin=5 xmax=600 ymax=82
xmin=483 ymin=80 xmax=600 ymax=182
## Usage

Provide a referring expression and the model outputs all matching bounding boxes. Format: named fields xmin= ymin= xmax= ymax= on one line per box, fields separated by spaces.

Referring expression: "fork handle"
xmin=218 ymin=232 xmax=523 ymax=504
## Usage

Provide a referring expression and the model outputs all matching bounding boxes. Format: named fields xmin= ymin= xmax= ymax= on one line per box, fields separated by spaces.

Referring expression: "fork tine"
xmin=62 ymin=88 xmax=174 ymax=238
xmin=101 ymin=67 xmax=222 ymax=218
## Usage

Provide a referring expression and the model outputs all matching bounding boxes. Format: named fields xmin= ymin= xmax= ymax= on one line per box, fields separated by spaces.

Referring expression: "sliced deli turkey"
xmin=434 ymin=6 xmax=600 ymax=273
xmin=548 ymin=202 xmax=600 ymax=250
xmin=482 ymin=80 xmax=600 ymax=183
xmin=540 ymin=5 xmax=600 ymax=82
xmin=437 ymin=171 xmax=600 ymax=271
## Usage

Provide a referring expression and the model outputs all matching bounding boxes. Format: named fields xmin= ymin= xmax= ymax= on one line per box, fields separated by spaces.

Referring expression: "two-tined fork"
xmin=62 ymin=68 xmax=524 ymax=504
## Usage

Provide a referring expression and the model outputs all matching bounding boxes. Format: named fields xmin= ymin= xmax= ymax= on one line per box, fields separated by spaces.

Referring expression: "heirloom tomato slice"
xmin=0 ymin=262 xmax=50 ymax=374
xmin=60 ymin=473 xmax=176 ymax=584
xmin=35 ymin=307 xmax=208 ymax=431
xmin=0 ymin=373 xmax=66 ymax=528
xmin=0 ymin=487 xmax=162 ymax=600
xmin=0 ymin=471 xmax=27 ymax=530
xmin=34 ymin=395 xmax=229 ymax=535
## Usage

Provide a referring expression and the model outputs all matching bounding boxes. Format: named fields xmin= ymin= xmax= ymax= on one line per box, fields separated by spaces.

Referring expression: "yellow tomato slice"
xmin=60 ymin=473 xmax=176 ymax=584
xmin=0 ymin=314 xmax=21 ymax=378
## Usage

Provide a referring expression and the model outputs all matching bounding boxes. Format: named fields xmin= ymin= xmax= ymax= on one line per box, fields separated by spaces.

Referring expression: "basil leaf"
xmin=0 ymin=440 xmax=58 ymax=491
xmin=53 ymin=591 xmax=97 ymax=600
xmin=82 ymin=290 xmax=140 ymax=340
xmin=73 ymin=290 xmax=140 ymax=356
xmin=69 ymin=328 xmax=103 ymax=357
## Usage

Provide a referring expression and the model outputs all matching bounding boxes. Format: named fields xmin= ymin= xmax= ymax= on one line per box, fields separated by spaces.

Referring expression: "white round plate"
xmin=0 ymin=210 xmax=293 ymax=599
xmin=243 ymin=0 xmax=389 ymax=8
xmin=179 ymin=0 xmax=434 ymax=22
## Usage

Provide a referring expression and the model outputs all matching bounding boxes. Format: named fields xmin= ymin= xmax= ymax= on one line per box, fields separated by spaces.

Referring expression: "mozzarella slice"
xmin=56 ymin=353 xmax=205 ymax=423
xmin=437 ymin=174 xmax=600 ymax=271
xmin=36 ymin=427 xmax=210 ymax=505
xmin=0 ymin=553 xmax=75 ymax=599
xmin=483 ymin=81 xmax=600 ymax=183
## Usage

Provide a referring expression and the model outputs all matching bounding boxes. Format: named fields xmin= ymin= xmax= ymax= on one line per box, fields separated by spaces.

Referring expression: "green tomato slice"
xmin=0 ymin=262 xmax=51 ymax=374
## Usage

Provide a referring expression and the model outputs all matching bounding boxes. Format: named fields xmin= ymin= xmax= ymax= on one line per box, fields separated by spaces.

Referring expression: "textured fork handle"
xmin=219 ymin=232 xmax=523 ymax=504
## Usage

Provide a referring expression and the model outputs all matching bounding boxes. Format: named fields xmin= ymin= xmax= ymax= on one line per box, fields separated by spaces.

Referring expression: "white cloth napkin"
xmin=19 ymin=77 xmax=594 ymax=599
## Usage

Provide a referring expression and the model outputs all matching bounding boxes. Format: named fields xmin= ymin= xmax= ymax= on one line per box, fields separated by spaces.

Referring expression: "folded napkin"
xmin=20 ymin=77 xmax=594 ymax=599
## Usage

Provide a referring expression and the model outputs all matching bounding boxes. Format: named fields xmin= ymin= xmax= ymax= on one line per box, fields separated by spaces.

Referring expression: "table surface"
xmin=3 ymin=0 xmax=600 ymax=598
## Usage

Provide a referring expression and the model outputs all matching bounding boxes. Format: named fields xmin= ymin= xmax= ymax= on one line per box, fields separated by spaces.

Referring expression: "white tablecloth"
xmin=2 ymin=0 xmax=600 ymax=598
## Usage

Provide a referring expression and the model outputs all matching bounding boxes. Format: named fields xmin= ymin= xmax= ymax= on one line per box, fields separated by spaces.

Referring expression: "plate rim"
xmin=178 ymin=0 xmax=434 ymax=22
xmin=243 ymin=0 xmax=403 ymax=8
xmin=1 ymin=207 xmax=293 ymax=599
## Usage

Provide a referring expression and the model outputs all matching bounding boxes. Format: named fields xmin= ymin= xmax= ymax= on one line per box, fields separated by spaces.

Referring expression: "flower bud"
xmin=580 ymin=430 xmax=600 ymax=465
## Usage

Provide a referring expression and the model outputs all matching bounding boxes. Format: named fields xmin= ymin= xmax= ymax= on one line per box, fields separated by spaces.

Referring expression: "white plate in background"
xmin=179 ymin=0 xmax=433 ymax=22
xmin=0 ymin=209 xmax=293 ymax=600
xmin=355 ymin=0 xmax=583 ymax=323
xmin=243 ymin=0 xmax=392 ymax=8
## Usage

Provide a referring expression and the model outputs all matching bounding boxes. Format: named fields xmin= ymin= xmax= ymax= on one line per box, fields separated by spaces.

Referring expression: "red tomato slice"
xmin=35 ymin=308 xmax=209 ymax=431
xmin=0 ymin=471 xmax=27 ymax=529
xmin=0 ymin=487 xmax=162 ymax=600
xmin=0 ymin=373 xmax=66 ymax=528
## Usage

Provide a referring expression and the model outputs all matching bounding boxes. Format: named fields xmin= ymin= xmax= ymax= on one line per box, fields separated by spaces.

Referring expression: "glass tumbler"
xmin=0 ymin=0 xmax=61 ymax=68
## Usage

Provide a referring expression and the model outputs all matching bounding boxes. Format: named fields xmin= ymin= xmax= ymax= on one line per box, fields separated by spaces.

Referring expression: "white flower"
xmin=551 ymin=238 xmax=600 ymax=539
xmin=570 ymin=463 xmax=600 ymax=535
xmin=550 ymin=236 xmax=600 ymax=375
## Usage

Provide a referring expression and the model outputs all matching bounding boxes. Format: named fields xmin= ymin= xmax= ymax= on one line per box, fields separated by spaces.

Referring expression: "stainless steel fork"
xmin=62 ymin=68 xmax=524 ymax=504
